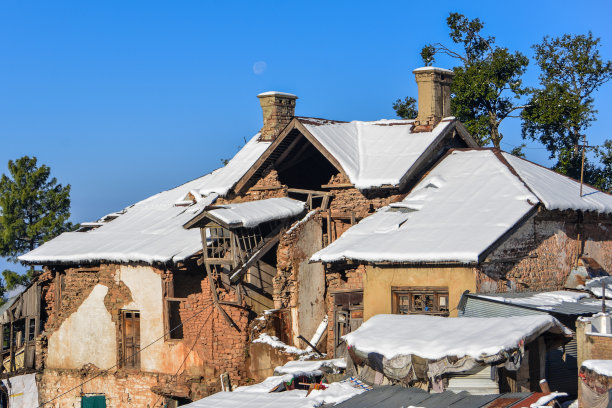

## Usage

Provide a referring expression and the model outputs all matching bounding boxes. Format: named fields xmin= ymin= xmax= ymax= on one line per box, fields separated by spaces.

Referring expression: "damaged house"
xmin=311 ymin=147 xmax=612 ymax=358
xmin=11 ymin=65 xmax=611 ymax=407
xmin=14 ymin=67 xmax=478 ymax=406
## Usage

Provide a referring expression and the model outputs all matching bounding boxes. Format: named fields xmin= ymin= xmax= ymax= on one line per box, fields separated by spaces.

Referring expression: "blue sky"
xmin=1 ymin=0 xmax=612 ymax=273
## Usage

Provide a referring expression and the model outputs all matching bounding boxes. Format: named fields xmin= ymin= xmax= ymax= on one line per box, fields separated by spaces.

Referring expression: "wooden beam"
xmin=206 ymin=264 xmax=241 ymax=332
xmin=230 ymin=235 xmax=281 ymax=284
xmin=274 ymin=132 xmax=304 ymax=166
xmin=320 ymin=183 xmax=354 ymax=189
xmin=287 ymin=188 xmax=333 ymax=196
xmin=233 ymin=118 xmax=303 ymax=194
xmin=165 ymin=297 xmax=188 ymax=302
xmin=293 ymin=120 xmax=347 ymax=176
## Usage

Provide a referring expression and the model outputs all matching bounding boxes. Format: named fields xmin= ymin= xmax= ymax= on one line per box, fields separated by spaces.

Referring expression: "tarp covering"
xmin=2 ymin=373 xmax=38 ymax=408
xmin=344 ymin=314 xmax=571 ymax=382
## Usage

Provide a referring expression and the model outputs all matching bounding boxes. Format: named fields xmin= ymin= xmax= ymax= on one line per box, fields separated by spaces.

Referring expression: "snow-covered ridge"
xmin=19 ymin=134 xmax=271 ymax=265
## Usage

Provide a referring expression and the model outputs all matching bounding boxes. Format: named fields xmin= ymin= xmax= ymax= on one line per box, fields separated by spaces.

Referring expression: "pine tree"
xmin=0 ymin=156 xmax=74 ymax=288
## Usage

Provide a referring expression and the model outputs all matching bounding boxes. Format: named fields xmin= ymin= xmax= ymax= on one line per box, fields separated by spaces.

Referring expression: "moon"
xmin=253 ymin=61 xmax=267 ymax=75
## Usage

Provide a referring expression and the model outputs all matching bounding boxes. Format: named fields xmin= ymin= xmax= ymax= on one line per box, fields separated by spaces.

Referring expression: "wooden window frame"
xmin=391 ymin=286 xmax=449 ymax=316
xmin=119 ymin=310 xmax=141 ymax=370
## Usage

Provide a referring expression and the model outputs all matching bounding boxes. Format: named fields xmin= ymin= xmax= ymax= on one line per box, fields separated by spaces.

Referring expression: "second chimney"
xmin=413 ymin=67 xmax=454 ymax=127
xmin=257 ymin=91 xmax=298 ymax=141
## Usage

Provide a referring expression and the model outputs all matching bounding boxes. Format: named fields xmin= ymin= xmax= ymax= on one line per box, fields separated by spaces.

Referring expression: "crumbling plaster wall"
xmin=275 ymin=213 xmax=326 ymax=346
xmin=46 ymin=284 xmax=116 ymax=369
xmin=477 ymin=210 xmax=612 ymax=293
xmin=44 ymin=264 xmax=203 ymax=374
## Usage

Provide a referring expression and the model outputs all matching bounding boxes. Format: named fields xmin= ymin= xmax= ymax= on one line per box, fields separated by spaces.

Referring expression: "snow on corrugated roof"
xmin=207 ymin=197 xmax=305 ymax=228
xmin=300 ymin=118 xmax=457 ymax=189
xmin=502 ymin=152 xmax=612 ymax=213
xmin=344 ymin=314 xmax=570 ymax=361
xmin=311 ymin=150 xmax=537 ymax=263
xmin=19 ymin=134 xmax=271 ymax=265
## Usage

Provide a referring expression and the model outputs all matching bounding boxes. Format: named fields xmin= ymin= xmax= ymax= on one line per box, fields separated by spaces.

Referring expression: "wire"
xmin=37 ymin=299 xmax=215 ymax=407
xmin=151 ymin=306 xmax=215 ymax=407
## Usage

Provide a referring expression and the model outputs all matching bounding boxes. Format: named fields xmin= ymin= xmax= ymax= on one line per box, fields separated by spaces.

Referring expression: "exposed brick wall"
xmin=326 ymin=173 xmax=403 ymax=219
xmin=221 ymin=168 xmax=289 ymax=204
xmin=274 ymin=212 xmax=322 ymax=310
xmin=178 ymin=278 xmax=250 ymax=391
xmin=37 ymin=368 xmax=167 ymax=408
xmin=585 ymin=334 xmax=612 ymax=361
xmin=324 ymin=264 xmax=365 ymax=356
xmin=43 ymin=264 xmax=138 ymax=334
xmin=477 ymin=210 xmax=612 ymax=293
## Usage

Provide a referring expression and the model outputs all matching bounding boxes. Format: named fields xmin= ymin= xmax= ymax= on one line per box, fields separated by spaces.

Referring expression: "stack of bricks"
xmin=178 ymin=278 xmax=250 ymax=389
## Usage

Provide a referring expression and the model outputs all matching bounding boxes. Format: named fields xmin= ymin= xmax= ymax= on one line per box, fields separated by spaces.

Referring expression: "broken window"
xmin=163 ymin=268 xmax=204 ymax=341
xmin=120 ymin=310 xmax=140 ymax=369
xmin=333 ymin=291 xmax=363 ymax=358
xmin=27 ymin=318 xmax=36 ymax=342
xmin=206 ymin=226 xmax=232 ymax=260
xmin=392 ymin=286 xmax=449 ymax=316
xmin=1 ymin=325 xmax=9 ymax=351
xmin=12 ymin=319 xmax=25 ymax=349
xmin=166 ymin=300 xmax=183 ymax=340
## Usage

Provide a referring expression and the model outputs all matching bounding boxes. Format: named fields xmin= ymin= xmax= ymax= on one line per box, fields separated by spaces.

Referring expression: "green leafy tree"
xmin=394 ymin=13 xmax=529 ymax=148
xmin=0 ymin=156 xmax=74 ymax=288
xmin=522 ymin=32 xmax=612 ymax=187
xmin=592 ymin=140 xmax=612 ymax=192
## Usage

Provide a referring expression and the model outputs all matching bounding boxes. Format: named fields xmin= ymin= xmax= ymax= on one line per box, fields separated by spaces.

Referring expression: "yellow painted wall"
xmin=364 ymin=265 xmax=477 ymax=320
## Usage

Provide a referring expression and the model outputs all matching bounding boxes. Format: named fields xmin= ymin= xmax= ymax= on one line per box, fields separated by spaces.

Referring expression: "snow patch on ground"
xmin=252 ymin=333 xmax=319 ymax=359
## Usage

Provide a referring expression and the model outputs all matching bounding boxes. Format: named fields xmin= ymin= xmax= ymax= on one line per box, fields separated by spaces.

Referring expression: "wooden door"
xmin=122 ymin=311 xmax=140 ymax=369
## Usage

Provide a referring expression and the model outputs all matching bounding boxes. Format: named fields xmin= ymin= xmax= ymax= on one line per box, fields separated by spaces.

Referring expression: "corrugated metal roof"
xmin=464 ymin=292 xmax=611 ymax=317
xmin=333 ymin=386 xmax=537 ymax=408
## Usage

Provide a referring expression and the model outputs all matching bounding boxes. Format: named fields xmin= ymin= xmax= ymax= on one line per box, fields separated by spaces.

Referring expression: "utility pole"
xmin=577 ymin=135 xmax=597 ymax=197
xmin=580 ymin=134 xmax=586 ymax=197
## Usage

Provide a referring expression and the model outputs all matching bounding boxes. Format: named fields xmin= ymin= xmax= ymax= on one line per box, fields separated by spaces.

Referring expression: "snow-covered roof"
xmin=312 ymin=150 xmax=537 ymax=264
xmin=502 ymin=152 xmax=612 ymax=213
xmin=204 ymin=197 xmax=305 ymax=228
xmin=344 ymin=314 xmax=570 ymax=361
xmin=298 ymin=117 xmax=469 ymax=189
xmin=582 ymin=360 xmax=612 ymax=376
xmin=468 ymin=290 xmax=611 ymax=315
xmin=578 ymin=276 xmax=612 ymax=299
xmin=19 ymin=134 xmax=271 ymax=265
xmin=312 ymin=149 xmax=612 ymax=264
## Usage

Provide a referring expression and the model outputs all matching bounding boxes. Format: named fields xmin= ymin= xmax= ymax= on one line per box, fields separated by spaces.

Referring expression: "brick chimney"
xmin=413 ymin=67 xmax=454 ymax=127
xmin=257 ymin=91 xmax=298 ymax=141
